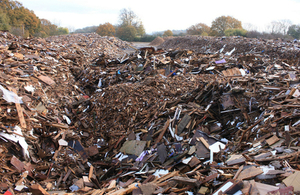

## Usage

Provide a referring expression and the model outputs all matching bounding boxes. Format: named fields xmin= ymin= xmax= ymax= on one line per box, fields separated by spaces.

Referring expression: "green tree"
xmin=56 ymin=27 xmax=69 ymax=35
xmin=187 ymin=23 xmax=210 ymax=36
xmin=0 ymin=0 xmax=40 ymax=36
xmin=287 ymin=25 xmax=300 ymax=39
xmin=37 ymin=19 xmax=68 ymax=37
xmin=40 ymin=18 xmax=57 ymax=37
xmin=224 ymin=28 xmax=247 ymax=37
xmin=210 ymin=16 xmax=242 ymax=36
xmin=135 ymin=21 xmax=145 ymax=36
xmin=0 ymin=0 xmax=22 ymax=12
xmin=116 ymin=25 xmax=137 ymax=41
xmin=0 ymin=9 xmax=11 ymax=30
xmin=96 ymin=22 xmax=115 ymax=36
xmin=0 ymin=0 xmax=70 ymax=37
xmin=8 ymin=6 xmax=40 ymax=36
xmin=163 ymin=30 xmax=173 ymax=36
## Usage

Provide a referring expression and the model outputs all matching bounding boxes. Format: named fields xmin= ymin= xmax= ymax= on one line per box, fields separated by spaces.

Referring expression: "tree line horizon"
xmin=1 ymin=0 xmax=300 ymax=41
xmin=91 ymin=9 xmax=300 ymax=41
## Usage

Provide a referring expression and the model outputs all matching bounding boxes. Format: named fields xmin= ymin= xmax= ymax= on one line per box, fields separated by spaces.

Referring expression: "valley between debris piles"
xmin=1 ymin=32 xmax=300 ymax=195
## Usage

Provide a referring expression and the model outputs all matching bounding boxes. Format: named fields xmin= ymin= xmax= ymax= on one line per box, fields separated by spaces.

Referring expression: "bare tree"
xmin=268 ymin=21 xmax=280 ymax=34
xmin=68 ymin=26 xmax=75 ymax=33
xmin=243 ymin=23 xmax=257 ymax=31
xmin=268 ymin=19 xmax=292 ymax=34
xmin=118 ymin=8 xmax=145 ymax=37
xmin=119 ymin=8 xmax=136 ymax=26
xmin=279 ymin=19 xmax=292 ymax=35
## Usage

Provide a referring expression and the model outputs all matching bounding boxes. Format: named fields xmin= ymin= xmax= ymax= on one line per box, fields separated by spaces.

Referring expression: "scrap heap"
xmin=1 ymin=31 xmax=300 ymax=195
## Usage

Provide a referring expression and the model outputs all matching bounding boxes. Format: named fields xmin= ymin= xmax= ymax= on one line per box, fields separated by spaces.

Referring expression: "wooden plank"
xmin=266 ymin=135 xmax=280 ymax=146
xmin=153 ymin=119 xmax=170 ymax=146
xmin=10 ymin=155 xmax=24 ymax=172
xmin=233 ymin=165 xmax=244 ymax=179
xmin=172 ymin=176 xmax=201 ymax=187
xmin=12 ymin=88 xmax=26 ymax=129
xmin=91 ymin=188 xmax=106 ymax=195
xmin=152 ymin=171 xmax=179 ymax=184
xmin=89 ymin=165 xmax=94 ymax=181
xmin=237 ymin=166 xmax=263 ymax=180
xmin=63 ymin=169 xmax=72 ymax=182
xmin=199 ymin=137 xmax=210 ymax=149
xmin=30 ymin=184 xmax=49 ymax=195
xmin=37 ymin=75 xmax=55 ymax=85
xmin=177 ymin=114 xmax=191 ymax=134
xmin=107 ymin=183 xmax=140 ymax=195
xmin=203 ymin=173 xmax=218 ymax=183
xmin=188 ymin=156 xmax=201 ymax=167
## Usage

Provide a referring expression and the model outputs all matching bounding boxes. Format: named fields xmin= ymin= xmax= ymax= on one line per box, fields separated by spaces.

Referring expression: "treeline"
xmin=185 ymin=17 xmax=300 ymax=40
xmin=92 ymin=12 xmax=300 ymax=42
xmin=0 ymin=0 xmax=68 ymax=37
xmin=1 ymin=0 xmax=300 ymax=41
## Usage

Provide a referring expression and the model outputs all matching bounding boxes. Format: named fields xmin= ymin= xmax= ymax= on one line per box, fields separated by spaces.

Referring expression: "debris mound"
xmin=159 ymin=36 xmax=300 ymax=64
xmin=1 ymin=31 xmax=300 ymax=195
xmin=149 ymin=36 xmax=165 ymax=46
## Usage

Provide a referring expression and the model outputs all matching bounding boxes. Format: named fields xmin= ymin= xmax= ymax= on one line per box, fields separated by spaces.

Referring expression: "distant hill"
xmin=74 ymin=26 xmax=98 ymax=33
xmin=152 ymin=29 xmax=187 ymax=36
xmin=172 ymin=30 xmax=187 ymax=35
xmin=73 ymin=26 xmax=187 ymax=37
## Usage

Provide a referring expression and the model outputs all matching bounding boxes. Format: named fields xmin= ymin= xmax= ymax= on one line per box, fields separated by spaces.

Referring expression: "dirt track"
xmin=132 ymin=42 xmax=150 ymax=48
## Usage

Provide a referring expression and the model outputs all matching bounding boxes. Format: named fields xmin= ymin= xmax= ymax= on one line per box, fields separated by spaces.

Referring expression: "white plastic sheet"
xmin=0 ymin=126 xmax=29 ymax=158
xmin=0 ymin=84 xmax=23 ymax=103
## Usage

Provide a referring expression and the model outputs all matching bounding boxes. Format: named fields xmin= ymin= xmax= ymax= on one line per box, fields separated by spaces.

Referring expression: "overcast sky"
xmin=18 ymin=0 xmax=300 ymax=34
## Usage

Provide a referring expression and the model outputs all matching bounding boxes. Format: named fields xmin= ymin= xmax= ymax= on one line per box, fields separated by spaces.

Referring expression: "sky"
xmin=17 ymin=0 xmax=300 ymax=34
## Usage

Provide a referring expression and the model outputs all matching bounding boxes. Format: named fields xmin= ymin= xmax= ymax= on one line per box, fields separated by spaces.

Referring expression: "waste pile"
xmin=149 ymin=37 xmax=165 ymax=46
xmin=1 ymin=31 xmax=300 ymax=195
xmin=160 ymin=36 xmax=300 ymax=65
